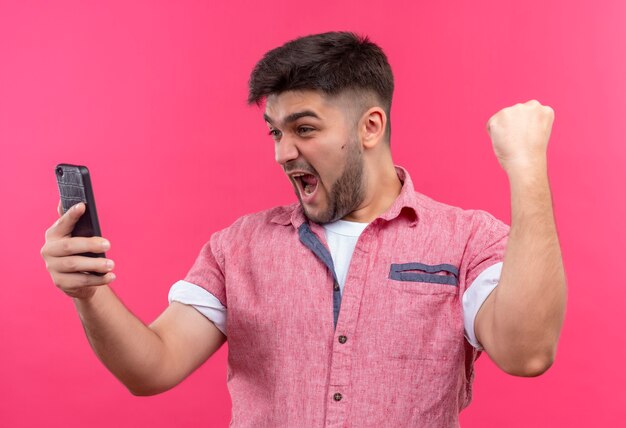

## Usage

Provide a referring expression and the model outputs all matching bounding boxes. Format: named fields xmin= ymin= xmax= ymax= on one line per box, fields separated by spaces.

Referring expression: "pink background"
xmin=1 ymin=1 xmax=624 ymax=426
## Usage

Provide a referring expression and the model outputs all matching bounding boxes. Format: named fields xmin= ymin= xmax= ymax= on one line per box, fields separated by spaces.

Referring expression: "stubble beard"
xmin=301 ymin=135 xmax=365 ymax=225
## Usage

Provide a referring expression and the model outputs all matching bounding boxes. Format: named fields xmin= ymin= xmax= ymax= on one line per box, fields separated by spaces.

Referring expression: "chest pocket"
xmin=382 ymin=262 xmax=463 ymax=361
xmin=388 ymin=262 xmax=459 ymax=294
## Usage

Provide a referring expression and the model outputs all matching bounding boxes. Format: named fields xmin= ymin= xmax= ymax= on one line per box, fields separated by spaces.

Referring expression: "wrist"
xmin=504 ymin=156 xmax=548 ymax=182
xmin=72 ymin=285 xmax=105 ymax=306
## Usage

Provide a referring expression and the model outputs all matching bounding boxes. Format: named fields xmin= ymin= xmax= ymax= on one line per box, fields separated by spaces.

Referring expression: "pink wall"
xmin=1 ymin=1 xmax=624 ymax=426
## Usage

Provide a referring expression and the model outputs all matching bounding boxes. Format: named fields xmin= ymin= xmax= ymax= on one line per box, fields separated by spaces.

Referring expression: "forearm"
xmin=73 ymin=285 xmax=170 ymax=395
xmin=489 ymin=159 xmax=567 ymax=372
xmin=41 ymin=203 xmax=208 ymax=394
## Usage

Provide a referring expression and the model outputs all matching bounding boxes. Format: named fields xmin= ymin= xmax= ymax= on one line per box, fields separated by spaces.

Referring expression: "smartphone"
xmin=55 ymin=164 xmax=105 ymax=259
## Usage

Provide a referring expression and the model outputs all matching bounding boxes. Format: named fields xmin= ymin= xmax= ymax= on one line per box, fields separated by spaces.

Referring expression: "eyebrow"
xmin=263 ymin=110 xmax=321 ymax=126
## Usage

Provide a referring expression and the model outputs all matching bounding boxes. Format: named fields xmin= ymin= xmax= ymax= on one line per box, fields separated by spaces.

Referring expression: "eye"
xmin=268 ymin=129 xmax=282 ymax=140
xmin=297 ymin=126 xmax=314 ymax=136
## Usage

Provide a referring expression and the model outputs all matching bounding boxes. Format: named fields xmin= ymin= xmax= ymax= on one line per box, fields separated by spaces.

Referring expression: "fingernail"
xmin=109 ymin=273 xmax=116 ymax=281
xmin=105 ymin=260 xmax=114 ymax=270
xmin=101 ymin=240 xmax=110 ymax=250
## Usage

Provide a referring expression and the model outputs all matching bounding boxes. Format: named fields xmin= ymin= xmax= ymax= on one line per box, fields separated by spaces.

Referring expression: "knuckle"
xmin=80 ymin=274 xmax=94 ymax=287
xmin=61 ymin=240 xmax=73 ymax=254
xmin=63 ymin=257 xmax=78 ymax=271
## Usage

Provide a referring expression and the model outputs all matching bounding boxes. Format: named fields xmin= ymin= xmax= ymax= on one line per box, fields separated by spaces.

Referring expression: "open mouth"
xmin=292 ymin=173 xmax=319 ymax=200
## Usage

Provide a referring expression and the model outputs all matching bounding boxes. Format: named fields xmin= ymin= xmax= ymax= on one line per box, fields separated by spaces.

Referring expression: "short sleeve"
xmin=463 ymin=211 xmax=509 ymax=289
xmin=183 ymin=231 xmax=227 ymax=308
xmin=168 ymin=280 xmax=228 ymax=335
xmin=462 ymin=262 xmax=502 ymax=349
xmin=461 ymin=211 xmax=510 ymax=349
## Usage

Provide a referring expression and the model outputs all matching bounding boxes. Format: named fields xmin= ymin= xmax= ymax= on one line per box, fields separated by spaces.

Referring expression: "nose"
xmin=275 ymin=135 xmax=299 ymax=165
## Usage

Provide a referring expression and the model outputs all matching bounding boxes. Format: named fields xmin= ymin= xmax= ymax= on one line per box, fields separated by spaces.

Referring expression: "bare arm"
xmin=475 ymin=160 xmax=566 ymax=376
xmin=475 ymin=100 xmax=567 ymax=376
xmin=42 ymin=202 xmax=225 ymax=395
xmin=74 ymin=286 xmax=225 ymax=395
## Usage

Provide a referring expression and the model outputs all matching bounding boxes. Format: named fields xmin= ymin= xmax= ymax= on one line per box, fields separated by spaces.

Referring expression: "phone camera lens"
xmin=56 ymin=167 xmax=63 ymax=177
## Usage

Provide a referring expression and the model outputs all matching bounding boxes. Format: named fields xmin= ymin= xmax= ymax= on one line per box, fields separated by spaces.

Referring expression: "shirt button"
xmin=333 ymin=392 xmax=342 ymax=401
xmin=333 ymin=283 xmax=340 ymax=291
xmin=338 ymin=335 xmax=347 ymax=344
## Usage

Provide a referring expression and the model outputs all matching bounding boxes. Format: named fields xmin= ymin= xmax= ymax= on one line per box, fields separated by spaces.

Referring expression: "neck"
xmin=342 ymin=157 xmax=402 ymax=223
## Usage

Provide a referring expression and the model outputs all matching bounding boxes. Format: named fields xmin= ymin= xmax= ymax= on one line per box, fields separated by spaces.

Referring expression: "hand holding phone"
xmin=55 ymin=164 xmax=104 ymax=258
xmin=41 ymin=164 xmax=115 ymax=298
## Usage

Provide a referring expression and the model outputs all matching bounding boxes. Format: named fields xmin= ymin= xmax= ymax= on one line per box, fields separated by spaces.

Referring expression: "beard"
xmin=297 ymin=134 xmax=365 ymax=224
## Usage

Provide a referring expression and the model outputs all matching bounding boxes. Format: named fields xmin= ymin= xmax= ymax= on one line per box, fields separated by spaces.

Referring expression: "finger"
xmin=53 ymin=271 xmax=116 ymax=294
xmin=57 ymin=200 xmax=63 ymax=217
xmin=47 ymin=255 xmax=114 ymax=274
xmin=45 ymin=236 xmax=110 ymax=257
xmin=45 ymin=202 xmax=86 ymax=239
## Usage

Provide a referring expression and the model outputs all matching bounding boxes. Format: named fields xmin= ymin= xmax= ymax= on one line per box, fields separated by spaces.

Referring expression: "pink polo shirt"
xmin=181 ymin=166 xmax=509 ymax=427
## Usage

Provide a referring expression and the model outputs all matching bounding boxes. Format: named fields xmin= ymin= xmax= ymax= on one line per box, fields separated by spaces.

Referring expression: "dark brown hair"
xmin=248 ymin=31 xmax=394 ymax=140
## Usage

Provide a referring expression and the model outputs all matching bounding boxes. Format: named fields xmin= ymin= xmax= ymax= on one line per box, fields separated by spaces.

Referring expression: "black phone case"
xmin=55 ymin=164 xmax=105 ymax=259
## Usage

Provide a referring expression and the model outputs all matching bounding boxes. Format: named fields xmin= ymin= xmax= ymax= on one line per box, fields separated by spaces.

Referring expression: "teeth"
xmin=291 ymin=173 xmax=315 ymax=197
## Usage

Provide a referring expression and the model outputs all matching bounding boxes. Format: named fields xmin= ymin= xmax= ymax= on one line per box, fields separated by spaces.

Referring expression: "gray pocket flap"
xmin=389 ymin=262 xmax=459 ymax=286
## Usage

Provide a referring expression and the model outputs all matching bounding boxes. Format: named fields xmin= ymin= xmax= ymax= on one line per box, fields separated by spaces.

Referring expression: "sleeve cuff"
xmin=462 ymin=262 xmax=503 ymax=350
xmin=168 ymin=280 xmax=228 ymax=336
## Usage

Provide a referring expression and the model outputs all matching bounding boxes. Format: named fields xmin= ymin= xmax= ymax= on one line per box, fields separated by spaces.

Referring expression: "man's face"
xmin=264 ymin=90 xmax=366 ymax=224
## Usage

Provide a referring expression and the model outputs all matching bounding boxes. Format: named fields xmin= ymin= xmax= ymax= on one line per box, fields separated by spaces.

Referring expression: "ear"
xmin=359 ymin=107 xmax=386 ymax=149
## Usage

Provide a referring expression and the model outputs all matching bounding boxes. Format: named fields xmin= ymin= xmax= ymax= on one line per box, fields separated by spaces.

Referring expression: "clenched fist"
xmin=486 ymin=99 xmax=554 ymax=174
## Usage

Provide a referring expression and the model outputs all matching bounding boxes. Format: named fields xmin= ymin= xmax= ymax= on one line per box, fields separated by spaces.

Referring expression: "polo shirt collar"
xmin=270 ymin=165 xmax=419 ymax=228
xmin=379 ymin=165 xmax=419 ymax=227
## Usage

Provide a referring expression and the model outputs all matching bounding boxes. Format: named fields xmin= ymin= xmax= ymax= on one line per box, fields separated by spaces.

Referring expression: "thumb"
xmin=47 ymin=202 xmax=86 ymax=239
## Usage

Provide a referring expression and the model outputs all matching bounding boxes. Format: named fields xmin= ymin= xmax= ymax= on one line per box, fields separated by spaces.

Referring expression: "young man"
xmin=41 ymin=32 xmax=566 ymax=427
